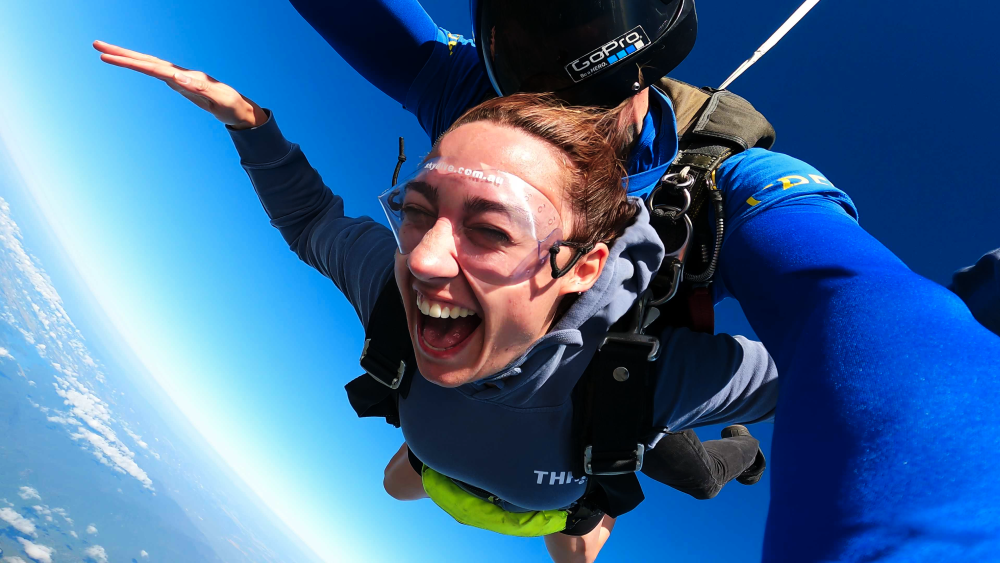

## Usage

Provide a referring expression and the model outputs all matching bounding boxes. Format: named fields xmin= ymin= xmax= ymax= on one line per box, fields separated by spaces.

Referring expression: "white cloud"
xmin=69 ymin=530 xmax=78 ymax=538
xmin=0 ymin=202 xmax=154 ymax=489
xmin=123 ymin=426 xmax=149 ymax=450
xmin=83 ymin=546 xmax=107 ymax=563
xmin=140 ymin=550 xmax=149 ymax=558
xmin=30 ymin=506 xmax=52 ymax=523
xmin=44 ymin=415 xmax=77 ymax=425
xmin=15 ymin=538 xmax=53 ymax=563
xmin=50 ymin=507 xmax=72 ymax=526
xmin=3 ymin=556 xmax=30 ymax=563
xmin=17 ymin=487 xmax=40 ymax=501
xmin=66 ymin=426 xmax=152 ymax=489
xmin=85 ymin=523 xmax=97 ymax=535
xmin=0 ymin=347 xmax=14 ymax=360
xmin=0 ymin=507 xmax=36 ymax=536
xmin=0 ymin=200 xmax=73 ymax=337
xmin=50 ymin=375 xmax=154 ymax=490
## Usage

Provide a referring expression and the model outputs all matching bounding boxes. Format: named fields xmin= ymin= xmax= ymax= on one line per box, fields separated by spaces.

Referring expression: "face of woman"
xmin=392 ymin=121 xmax=603 ymax=387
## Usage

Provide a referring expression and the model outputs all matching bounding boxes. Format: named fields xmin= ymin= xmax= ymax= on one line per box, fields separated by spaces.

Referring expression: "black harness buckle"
xmin=584 ymin=443 xmax=646 ymax=475
xmin=359 ymin=338 xmax=406 ymax=390
xmin=599 ymin=333 xmax=661 ymax=362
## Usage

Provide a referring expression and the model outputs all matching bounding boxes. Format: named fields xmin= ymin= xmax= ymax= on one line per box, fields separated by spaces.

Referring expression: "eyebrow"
xmin=464 ymin=195 xmax=517 ymax=219
xmin=406 ymin=181 xmax=438 ymax=205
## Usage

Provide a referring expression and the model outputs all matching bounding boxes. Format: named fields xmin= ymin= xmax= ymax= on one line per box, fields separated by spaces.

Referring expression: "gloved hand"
xmin=950 ymin=248 xmax=1000 ymax=336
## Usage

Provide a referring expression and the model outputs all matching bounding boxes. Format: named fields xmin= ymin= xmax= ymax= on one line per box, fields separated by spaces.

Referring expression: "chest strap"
xmin=577 ymin=292 xmax=660 ymax=517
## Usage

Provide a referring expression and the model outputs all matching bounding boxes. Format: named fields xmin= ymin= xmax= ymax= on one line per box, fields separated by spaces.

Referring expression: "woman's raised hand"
xmin=94 ymin=40 xmax=268 ymax=130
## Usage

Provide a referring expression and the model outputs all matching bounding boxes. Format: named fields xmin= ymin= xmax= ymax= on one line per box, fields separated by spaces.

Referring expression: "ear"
xmin=558 ymin=242 xmax=609 ymax=296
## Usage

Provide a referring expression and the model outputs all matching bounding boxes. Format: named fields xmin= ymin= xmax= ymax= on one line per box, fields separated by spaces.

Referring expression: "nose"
xmin=407 ymin=218 xmax=461 ymax=282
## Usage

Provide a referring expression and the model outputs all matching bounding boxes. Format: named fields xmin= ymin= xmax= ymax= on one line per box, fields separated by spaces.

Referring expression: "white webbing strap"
xmin=719 ymin=0 xmax=822 ymax=90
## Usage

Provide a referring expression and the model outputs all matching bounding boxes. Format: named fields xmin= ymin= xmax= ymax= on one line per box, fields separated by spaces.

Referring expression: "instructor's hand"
xmin=94 ymin=40 xmax=268 ymax=130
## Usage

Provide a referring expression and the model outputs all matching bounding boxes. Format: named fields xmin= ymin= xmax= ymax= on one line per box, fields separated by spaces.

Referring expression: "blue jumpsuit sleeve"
xmin=288 ymin=0 xmax=493 ymax=141
xmin=713 ymin=148 xmax=1000 ymax=561
xmin=287 ymin=0 xmax=438 ymax=105
xmin=650 ymin=328 xmax=779 ymax=433
xmin=402 ymin=29 xmax=495 ymax=141
xmin=227 ymin=111 xmax=396 ymax=327
xmin=949 ymin=248 xmax=1000 ymax=335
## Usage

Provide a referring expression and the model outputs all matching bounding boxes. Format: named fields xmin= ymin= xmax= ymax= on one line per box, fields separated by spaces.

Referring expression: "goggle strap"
xmin=550 ymin=241 xmax=595 ymax=279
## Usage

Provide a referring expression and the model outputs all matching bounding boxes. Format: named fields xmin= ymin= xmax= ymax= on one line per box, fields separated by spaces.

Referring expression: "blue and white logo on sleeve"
xmin=564 ymin=26 xmax=651 ymax=83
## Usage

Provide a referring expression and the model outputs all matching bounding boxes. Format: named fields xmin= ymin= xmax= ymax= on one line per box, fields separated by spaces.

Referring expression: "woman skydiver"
xmin=96 ymin=42 xmax=784 ymax=563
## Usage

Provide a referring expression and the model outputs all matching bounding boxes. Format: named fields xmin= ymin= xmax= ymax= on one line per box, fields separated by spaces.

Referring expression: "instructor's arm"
xmin=289 ymin=0 xmax=438 ymax=105
xmin=289 ymin=0 xmax=493 ymax=141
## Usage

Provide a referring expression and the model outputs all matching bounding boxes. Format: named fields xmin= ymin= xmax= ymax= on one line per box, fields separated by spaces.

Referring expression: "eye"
xmin=467 ymin=225 xmax=513 ymax=247
xmin=400 ymin=204 xmax=436 ymax=229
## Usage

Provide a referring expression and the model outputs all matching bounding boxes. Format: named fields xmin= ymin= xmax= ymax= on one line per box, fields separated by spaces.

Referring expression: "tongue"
xmin=422 ymin=315 xmax=481 ymax=349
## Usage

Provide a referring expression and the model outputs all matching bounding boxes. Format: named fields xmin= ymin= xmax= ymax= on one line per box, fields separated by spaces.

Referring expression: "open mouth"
xmin=415 ymin=292 xmax=483 ymax=356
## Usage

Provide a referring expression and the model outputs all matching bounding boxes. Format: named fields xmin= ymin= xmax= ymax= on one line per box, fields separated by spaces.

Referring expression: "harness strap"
xmin=687 ymin=286 xmax=715 ymax=334
xmin=581 ymin=81 xmax=777 ymax=517
xmin=580 ymin=294 xmax=658 ymax=517
xmin=650 ymin=79 xmax=777 ymax=334
xmin=344 ymin=279 xmax=414 ymax=427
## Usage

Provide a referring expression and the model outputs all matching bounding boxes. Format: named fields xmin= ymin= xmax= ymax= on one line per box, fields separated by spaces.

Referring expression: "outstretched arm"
xmin=288 ymin=0 xmax=438 ymax=105
xmin=712 ymin=148 xmax=1000 ymax=561
xmin=95 ymin=41 xmax=396 ymax=326
xmin=289 ymin=0 xmax=493 ymax=141
xmin=228 ymin=113 xmax=396 ymax=326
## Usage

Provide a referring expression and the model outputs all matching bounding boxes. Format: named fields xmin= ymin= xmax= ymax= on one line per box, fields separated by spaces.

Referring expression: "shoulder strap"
xmin=658 ymin=77 xmax=774 ymax=231
xmin=650 ymin=78 xmax=777 ymax=333
xmin=344 ymin=278 xmax=415 ymax=428
xmin=659 ymin=77 xmax=776 ymax=149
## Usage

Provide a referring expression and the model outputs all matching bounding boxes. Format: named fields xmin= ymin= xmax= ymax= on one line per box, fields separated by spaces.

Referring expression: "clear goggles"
xmin=378 ymin=157 xmax=591 ymax=286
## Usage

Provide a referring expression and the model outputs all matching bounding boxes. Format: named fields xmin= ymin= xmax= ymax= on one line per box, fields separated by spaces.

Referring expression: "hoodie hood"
xmin=458 ymin=198 xmax=665 ymax=406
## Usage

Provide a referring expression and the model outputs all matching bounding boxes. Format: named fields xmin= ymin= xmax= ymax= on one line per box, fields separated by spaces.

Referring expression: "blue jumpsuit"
xmin=289 ymin=1 xmax=1000 ymax=560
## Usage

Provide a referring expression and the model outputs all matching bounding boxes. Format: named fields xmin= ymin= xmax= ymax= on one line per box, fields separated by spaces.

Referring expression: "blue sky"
xmin=0 ymin=0 xmax=997 ymax=561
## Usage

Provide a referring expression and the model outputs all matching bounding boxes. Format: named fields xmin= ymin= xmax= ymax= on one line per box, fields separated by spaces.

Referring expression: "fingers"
xmin=99 ymin=53 xmax=209 ymax=93
xmin=95 ymin=41 xmax=254 ymax=127
xmin=99 ymin=53 xmax=172 ymax=79
xmin=93 ymin=40 xmax=178 ymax=68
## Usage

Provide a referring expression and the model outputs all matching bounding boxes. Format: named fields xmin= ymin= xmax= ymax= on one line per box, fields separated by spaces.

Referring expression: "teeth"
xmin=415 ymin=294 xmax=476 ymax=319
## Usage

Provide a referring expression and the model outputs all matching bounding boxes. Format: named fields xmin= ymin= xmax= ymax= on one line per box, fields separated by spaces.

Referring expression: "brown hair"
xmin=440 ymin=93 xmax=637 ymax=248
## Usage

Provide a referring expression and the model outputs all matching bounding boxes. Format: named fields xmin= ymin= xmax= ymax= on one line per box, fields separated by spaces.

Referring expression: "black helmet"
xmin=471 ymin=0 xmax=697 ymax=107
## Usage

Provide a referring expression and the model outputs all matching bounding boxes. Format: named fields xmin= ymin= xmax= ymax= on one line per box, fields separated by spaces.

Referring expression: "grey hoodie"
xmin=229 ymin=112 xmax=778 ymax=512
